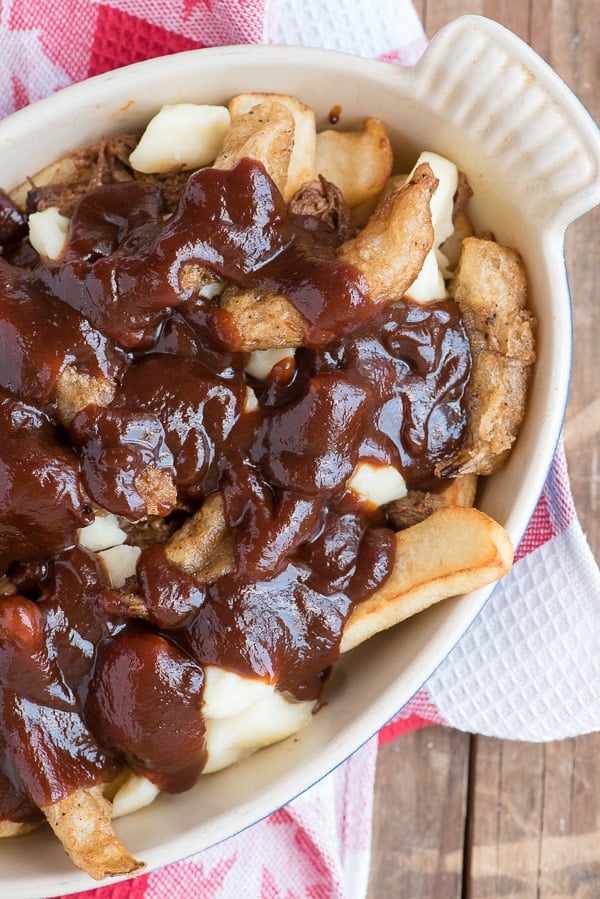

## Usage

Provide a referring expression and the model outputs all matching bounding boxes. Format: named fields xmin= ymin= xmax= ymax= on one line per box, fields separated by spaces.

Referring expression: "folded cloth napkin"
xmin=1 ymin=1 xmax=598 ymax=897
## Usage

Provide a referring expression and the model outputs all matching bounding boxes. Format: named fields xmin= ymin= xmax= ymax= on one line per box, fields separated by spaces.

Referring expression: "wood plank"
xmin=467 ymin=739 xmax=546 ymax=898
xmin=421 ymin=0 xmax=529 ymax=40
xmin=467 ymin=736 xmax=600 ymax=897
xmin=367 ymin=726 xmax=470 ymax=898
xmin=370 ymin=2 xmax=599 ymax=897
xmin=544 ymin=0 xmax=600 ymax=557
xmin=554 ymin=733 xmax=600 ymax=895
xmin=538 ymin=738 xmax=577 ymax=897
xmin=465 ymin=1 xmax=600 ymax=895
xmin=422 ymin=0 xmax=485 ymax=38
xmin=563 ymin=201 xmax=600 ymax=555
xmin=412 ymin=0 xmax=425 ymax=20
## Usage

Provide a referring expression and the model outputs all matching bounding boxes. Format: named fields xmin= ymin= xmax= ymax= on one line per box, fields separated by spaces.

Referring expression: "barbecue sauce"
xmin=0 ymin=156 xmax=471 ymax=819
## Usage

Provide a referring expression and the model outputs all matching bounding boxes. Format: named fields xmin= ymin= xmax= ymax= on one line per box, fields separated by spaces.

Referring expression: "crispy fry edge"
xmin=42 ymin=785 xmax=144 ymax=881
xmin=341 ymin=506 xmax=514 ymax=653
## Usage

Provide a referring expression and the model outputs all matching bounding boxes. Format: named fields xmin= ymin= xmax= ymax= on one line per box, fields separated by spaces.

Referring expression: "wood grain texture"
xmin=534 ymin=0 xmax=600 ymax=557
xmin=369 ymin=1 xmax=599 ymax=896
xmin=368 ymin=727 xmax=470 ymax=898
xmin=467 ymin=739 xmax=546 ymax=898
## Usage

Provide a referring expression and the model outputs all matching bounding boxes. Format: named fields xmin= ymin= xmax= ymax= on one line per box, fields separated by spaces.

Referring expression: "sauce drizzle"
xmin=0 ymin=155 xmax=471 ymax=818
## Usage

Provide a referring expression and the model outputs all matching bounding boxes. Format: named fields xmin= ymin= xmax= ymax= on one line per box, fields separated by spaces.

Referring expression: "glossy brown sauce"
xmin=0 ymin=156 xmax=471 ymax=821
xmin=0 ymin=392 xmax=92 ymax=573
xmin=0 ymin=189 xmax=27 ymax=247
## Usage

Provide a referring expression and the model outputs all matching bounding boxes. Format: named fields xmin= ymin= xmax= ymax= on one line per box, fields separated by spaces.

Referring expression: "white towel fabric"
xmin=0 ymin=2 xmax=597 ymax=897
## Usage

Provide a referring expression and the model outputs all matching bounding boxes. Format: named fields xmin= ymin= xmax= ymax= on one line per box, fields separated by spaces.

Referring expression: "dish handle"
xmin=414 ymin=15 xmax=600 ymax=231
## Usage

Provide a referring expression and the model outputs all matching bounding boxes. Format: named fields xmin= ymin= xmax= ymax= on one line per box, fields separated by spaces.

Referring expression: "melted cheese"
xmin=347 ymin=461 xmax=407 ymax=507
xmin=203 ymin=691 xmax=316 ymax=774
xmin=111 ymin=672 xmax=315 ymax=814
xmin=98 ymin=544 xmax=141 ymax=588
xmin=405 ymin=151 xmax=458 ymax=302
xmin=245 ymin=347 xmax=296 ymax=381
xmin=112 ymin=774 xmax=160 ymax=819
xmin=129 ymin=104 xmax=231 ymax=173
xmin=78 ymin=513 xmax=127 ymax=552
xmin=202 ymin=666 xmax=275 ymax=719
xmin=28 ymin=207 xmax=69 ymax=259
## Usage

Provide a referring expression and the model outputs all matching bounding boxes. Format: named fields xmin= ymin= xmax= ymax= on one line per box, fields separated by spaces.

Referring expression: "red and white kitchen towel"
xmin=0 ymin=1 xmax=598 ymax=897
xmin=0 ymin=0 xmax=427 ymax=117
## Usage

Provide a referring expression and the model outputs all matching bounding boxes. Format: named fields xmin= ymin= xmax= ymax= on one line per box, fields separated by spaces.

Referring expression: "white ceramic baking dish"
xmin=0 ymin=14 xmax=598 ymax=897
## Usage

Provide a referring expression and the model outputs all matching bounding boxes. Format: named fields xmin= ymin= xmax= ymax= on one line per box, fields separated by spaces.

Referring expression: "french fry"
xmin=436 ymin=474 xmax=478 ymax=507
xmin=440 ymin=237 xmax=536 ymax=476
xmin=0 ymin=92 xmax=533 ymax=882
xmin=0 ymin=820 xmax=40 ymax=838
xmin=217 ymin=163 xmax=437 ymax=352
xmin=315 ymin=118 xmax=394 ymax=207
xmin=229 ymin=93 xmax=317 ymax=200
xmin=165 ymin=491 xmax=230 ymax=575
xmin=55 ymin=365 xmax=116 ymax=427
xmin=42 ymin=785 xmax=144 ymax=881
xmin=219 ymin=285 xmax=307 ymax=350
xmin=341 ymin=506 xmax=513 ymax=653
xmin=213 ymin=99 xmax=295 ymax=197
xmin=338 ymin=162 xmax=437 ymax=302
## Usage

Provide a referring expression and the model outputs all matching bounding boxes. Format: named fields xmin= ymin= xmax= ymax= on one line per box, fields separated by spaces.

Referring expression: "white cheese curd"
xmin=110 ymin=681 xmax=314 ymax=814
xmin=129 ymin=104 xmax=231 ymax=173
xmin=77 ymin=513 xmax=128 ymax=552
xmin=405 ymin=151 xmax=458 ymax=303
xmin=203 ymin=692 xmax=316 ymax=774
xmin=244 ymin=385 xmax=259 ymax=413
xmin=347 ymin=461 xmax=407 ymax=507
xmin=245 ymin=347 xmax=296 ymax=381
xmin=98 ymin=544 xmax=142 ymax=588
xmin=28 ymin=207 xmax=70 ymax=259
xmin=202 ymin=666 xmax=275 ymax=720
xmin=112 ymin=773 xmax=160 ymax=819
xmin=198 ymin=281 xmax=226 ymax=300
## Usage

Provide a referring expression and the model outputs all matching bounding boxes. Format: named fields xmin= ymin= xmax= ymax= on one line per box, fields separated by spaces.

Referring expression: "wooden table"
xmin=368 ymin=1 xmax=600 ymax=896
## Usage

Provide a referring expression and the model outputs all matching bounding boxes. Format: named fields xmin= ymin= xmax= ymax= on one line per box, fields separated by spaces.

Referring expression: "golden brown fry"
xmin=219 ymin=284 xmax=306 ymax=351
xmin=165 ymin=491 xmax=229 ymax=575
xmin=42 ymin=784 xmax=144 ymax=880
xmin=341 ymin=506 xmax=513 ymax=653
xmin=195 ymin=533 xmax=235 ymax=583
xmin=315 ymin=118 xmax=394 ymax=207
xmin=133 ymin=467 xmax=177 ymax=518
xmin=440 ymin=237 xmax=536 ymax=476
xmin=218 ymin=164 xmax=437 ymax=351
xmin=440 ymin=171 xmax=475 ymax=269
xmin=0 ymin=820 xmax=40 ymax=838
xmin=56 ymin=365 xmax=116 ymax=427
xmin=455 ymin=238 xmax=534 ymax=360
xmin=213 ymin=100 xmax=295 ymax=197
xmin=338 ymin=162 xmax=437 ymax=302
xmin=229 ymin=93 xmax=316 ymax=200
xmin=437 ymin=474 xmax=478 ymax=507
